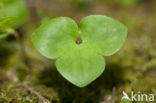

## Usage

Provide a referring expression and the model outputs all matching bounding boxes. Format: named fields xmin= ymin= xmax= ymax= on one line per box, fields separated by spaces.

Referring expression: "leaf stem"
xmin=12 ymin=30 xmax=32 ymax=70
xmin=11 ymin=30 xmax=33 ymax=85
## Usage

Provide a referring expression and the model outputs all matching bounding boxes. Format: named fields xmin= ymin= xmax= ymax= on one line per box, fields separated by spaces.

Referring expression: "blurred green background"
xmin=0 ymin=0 xmax=156 ymax=103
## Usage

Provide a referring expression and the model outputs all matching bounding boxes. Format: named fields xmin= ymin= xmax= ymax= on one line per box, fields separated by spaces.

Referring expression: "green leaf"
xmin=0 ymin=34 xmax=9 ymax=39
xmin=56 ymin=44 xmax=105 ymax=87
xmin=0 ymin=33 xmax=9 ymax=41
xmin=31 ymin=15 xmax=127 ymax=87
xmin=32 ymin=17 xmax=79 ymax=59
xmin=0 ymin=17 xmax=15 ymax=41
xmin=0 ymin=0 xmax=28 ymax=28
xmin=0 ymin=16 xmax=16 ymax=29
xmin=79 ymin=15 xmax=127 ymax=56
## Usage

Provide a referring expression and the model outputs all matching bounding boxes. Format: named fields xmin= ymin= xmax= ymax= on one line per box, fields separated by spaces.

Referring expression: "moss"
xmin=0 ymin=83 xmax=59 ymax=103
xmin=37 ymin=63 xmax=126 ymax=103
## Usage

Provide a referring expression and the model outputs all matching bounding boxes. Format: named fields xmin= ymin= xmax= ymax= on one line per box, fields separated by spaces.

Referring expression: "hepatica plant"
xmin=31 ymin=15 xmax=127 ymax=87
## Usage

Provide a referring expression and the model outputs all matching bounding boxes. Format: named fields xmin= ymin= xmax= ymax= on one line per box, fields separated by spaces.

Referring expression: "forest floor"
xmin=0 ymin=0 xmax=156 ymax=103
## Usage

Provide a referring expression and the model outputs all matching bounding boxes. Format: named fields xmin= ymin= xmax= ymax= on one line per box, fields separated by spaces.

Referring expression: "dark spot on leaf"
xmin=76 ymin=36 xmax=82 ymax=44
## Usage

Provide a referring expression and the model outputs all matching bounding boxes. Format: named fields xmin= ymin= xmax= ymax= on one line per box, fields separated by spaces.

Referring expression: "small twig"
xmin=24 ymin=85 xmax=51 ymax=103
xmin=9 ymin=30 xmax=51 ymax=103
xmin=9 ymin=83 xmax=51 ymax=103
xmin=11 ymin=30 xmax=32 ymax=85
xmin=12 ymin=30 xmax=32 ymax=69
xmin=111 ymin=87 xmax=116 ymax=100
xmin=10 ymin=31 xmax=50 ymax=103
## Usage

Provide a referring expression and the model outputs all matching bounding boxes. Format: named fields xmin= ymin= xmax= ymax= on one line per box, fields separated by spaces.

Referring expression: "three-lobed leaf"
xmin=31 ymin=15 xmax=127 ymax=87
